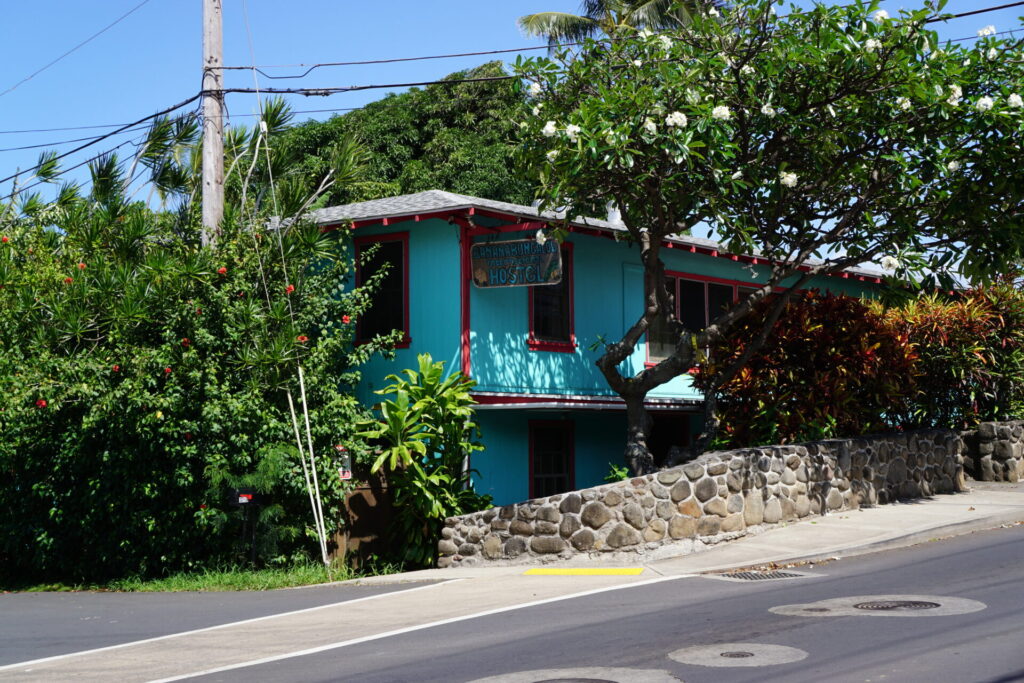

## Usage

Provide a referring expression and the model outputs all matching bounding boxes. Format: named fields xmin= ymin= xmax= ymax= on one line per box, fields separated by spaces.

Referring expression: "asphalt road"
xmin=0 ymin=581 xmax=434 ymax=667
xmin=190 ymin=525 xmax=1024 ymax=683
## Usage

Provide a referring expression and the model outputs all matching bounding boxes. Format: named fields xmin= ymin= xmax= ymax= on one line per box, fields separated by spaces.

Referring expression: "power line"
xmin=0 ymin=93 xmax=202 ymax=188
xmin=0 ymin=126 xmax=151 ymax=153
xmin=0 ymin=0 xmax=156 ymax=99
xmin=1 ymin=136 xmax=143 ymax=204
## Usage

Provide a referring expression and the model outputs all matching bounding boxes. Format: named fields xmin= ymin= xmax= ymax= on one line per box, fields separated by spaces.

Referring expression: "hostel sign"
xmin=471 ymin=239 xmax=562 ymax=288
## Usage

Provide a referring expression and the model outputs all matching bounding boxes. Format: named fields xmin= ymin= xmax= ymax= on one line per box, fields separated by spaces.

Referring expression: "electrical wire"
xmin=0 ymin=0 xmax=156 ymax=98
xmin=0 ymin=92 xmax=202 ymax=188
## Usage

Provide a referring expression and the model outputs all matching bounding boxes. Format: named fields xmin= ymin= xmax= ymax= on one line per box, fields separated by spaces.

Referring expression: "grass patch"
xmin=5 ymin=560 xmax=404 ymax=593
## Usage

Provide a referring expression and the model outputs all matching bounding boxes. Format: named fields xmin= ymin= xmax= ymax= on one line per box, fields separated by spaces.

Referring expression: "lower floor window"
xmin=529 ymin=421 xmax=574 ymax=498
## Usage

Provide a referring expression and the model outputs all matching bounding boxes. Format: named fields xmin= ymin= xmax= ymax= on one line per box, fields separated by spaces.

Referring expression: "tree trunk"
xmin=624 ymin=394 xmax=656 ymax=475
xmin=693 ymin=391 xmax=720 ymax=456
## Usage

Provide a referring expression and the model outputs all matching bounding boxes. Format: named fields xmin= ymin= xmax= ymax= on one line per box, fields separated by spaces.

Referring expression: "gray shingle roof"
xmin=310 ymin=189 xmax=884 ymax=278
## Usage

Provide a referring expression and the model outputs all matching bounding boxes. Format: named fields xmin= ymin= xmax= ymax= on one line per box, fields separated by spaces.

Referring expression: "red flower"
xmin=181 ymin=337 xmax=190 ymax=347
xmin=164 ymin=367 xmax=172 ymax=375
xmin=77 ymin=262 xmax=86 ymax=270
xmin=195 ymin=307 xmax=202 ymax=315
xmin=237 ymin=291 xmax=245 ymax=297
xmin=35 ymin=399 xmax=47 ymax=408
xmin=217 ymin=267 xmax=227 ymax=275
xmin=296 ymin=335 xmax=309 ymax=343
xmin=285 ymin=284 xmax=295 ymax=295
xmin=199 ymin=504 xmax=207 ymax=510
xmin=112 ymin=365 xmax=120 ymax=372
xmin=1 ymin=236 xmax=8 ymax=244
xmin=342 ymin=315 xmax=351 ymax=324
xmin=63 ymin=276 xmax=73 ymax=284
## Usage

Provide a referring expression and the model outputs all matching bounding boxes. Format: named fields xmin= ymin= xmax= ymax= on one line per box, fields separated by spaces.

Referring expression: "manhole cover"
xmin=854 ymin=600 xmax=940 ymax=611
xmin=726 ymin=571 xmax=804 ymax=581
xmin=720 ymin=651 xmax=755 ymax=658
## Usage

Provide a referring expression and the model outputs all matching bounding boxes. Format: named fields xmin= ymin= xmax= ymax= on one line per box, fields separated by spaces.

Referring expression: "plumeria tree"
xmin=514 ymin=0 xmax=1024 ymax=474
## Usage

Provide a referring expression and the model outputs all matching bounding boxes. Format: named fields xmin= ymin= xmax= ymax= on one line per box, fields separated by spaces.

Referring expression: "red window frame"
xmin=527 ymin=242 xmax=576 ymax=353
xmin=528 ymin=419 xmax=575 ymax=499
xmin=354 ymin=231 xmax=411 ymax=348
xmin=645 ymin=271 xmax=765 ymax=366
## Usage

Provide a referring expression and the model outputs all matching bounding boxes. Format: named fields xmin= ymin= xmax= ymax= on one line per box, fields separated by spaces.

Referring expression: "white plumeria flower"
xmin=864 ymin=38 xmax=881 ymax=52
xmin=532 ymin=105 xmax=542 ymax=116
xmin=896 ymin=97 xmax=911 ymax=111
xmin=528 ymin=82 xmax=542 ymax=97
xmin=947 ymin=84 xmax=962 ymax=106
xmin=542 ymin=121 xmax=558 ymax=137
xmin=731 ymin=170 xmax=743 ymax=180
xmin=978 ymin=25 xmax=996 ymax=37
xmin=987 ymin=47 xmax=999 ymax=60
xmin=947 ymin=160 xmax=961 ymax=172
xmin=643 ymin=117 xmax=658 ymax=135
xmin=873 ymin=9 xmax=890 ymax=22
xmin=633 ymin=59 xmax=643 ymax=67
xmin=779 ymin=171 xmax=798 ymax=187
xmin=546 ymin=149 xmax=559 ymax=162
xmin=976 ymin=96 xmax=995 ymax=112
xmin=638 ymin=29 xmax=653 ymax=39
xmin=659 ymin=35 xmax=673 ymax=50
xmin=708 ymin=7 xmax=719 ymax=17
xmin=665 ymin=111 xmax=688 ymax=127
xmin=712 ymin=105 xmax=732 ymax=120
xmin=761 ymin=103 xmax=777 ymax=117
xmin=1008 ymin=93 xmax=1023 ymax=108
xmin=565 ymin=123 xmax=582 ymax=142
xmin=879 ymin=255 xmax=900 ymax=271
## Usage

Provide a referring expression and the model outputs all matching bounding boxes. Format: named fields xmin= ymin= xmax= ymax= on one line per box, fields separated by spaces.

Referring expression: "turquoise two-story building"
xmin=312 ymin=190 xmax=882 ymax=506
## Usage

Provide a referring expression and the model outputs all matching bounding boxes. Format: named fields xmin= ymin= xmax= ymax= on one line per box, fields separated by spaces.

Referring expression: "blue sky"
xmin=0 ymin=0 xmax=1020 ymax=201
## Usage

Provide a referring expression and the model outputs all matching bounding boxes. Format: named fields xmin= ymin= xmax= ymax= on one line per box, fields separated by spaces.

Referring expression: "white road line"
xmin=0 ymin=580 xmax=456 ymax=673
xmin=149 ymin=574 xmax=688 ymax=683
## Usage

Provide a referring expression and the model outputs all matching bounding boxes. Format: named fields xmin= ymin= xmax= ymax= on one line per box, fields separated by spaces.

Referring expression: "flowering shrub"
xmin=694 ymin=291 xmax=917 ymax=447
xmin=0 ymin=200 xmax=394 ymax=583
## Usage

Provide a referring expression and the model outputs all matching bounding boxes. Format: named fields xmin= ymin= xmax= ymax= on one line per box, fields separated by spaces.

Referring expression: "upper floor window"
xmin=355 ymin=233 xmax=410 ymax=347
xmin=648 ymin=275 xmax=758 ymax=363
xmin=528 ymin=243 xmax=575 ymax=352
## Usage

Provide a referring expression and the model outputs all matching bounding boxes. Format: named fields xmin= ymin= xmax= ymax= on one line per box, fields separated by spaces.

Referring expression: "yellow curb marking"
xmin=523 ymin=567 xmax=645 ymax=576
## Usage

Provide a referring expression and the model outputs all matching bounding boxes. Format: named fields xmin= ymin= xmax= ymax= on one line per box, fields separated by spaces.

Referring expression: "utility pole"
xmin=201 ymin=0 xmax=224 ymax=245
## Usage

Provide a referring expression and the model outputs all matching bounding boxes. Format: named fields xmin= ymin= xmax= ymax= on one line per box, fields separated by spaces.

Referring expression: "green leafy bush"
xmin=0 ymin=192 xmax=390 ymax=583
xmin=695 ymin=291 xmax=917 ymax=448
xmin=360 ymin=354 xmax=491 ymax=567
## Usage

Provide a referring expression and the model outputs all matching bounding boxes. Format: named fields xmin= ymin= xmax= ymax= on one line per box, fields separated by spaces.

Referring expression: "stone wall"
xmin=967 ymin=420 xmax=1024 ymax=482
xmin=439 ymin=428 xmax=969 ymax=568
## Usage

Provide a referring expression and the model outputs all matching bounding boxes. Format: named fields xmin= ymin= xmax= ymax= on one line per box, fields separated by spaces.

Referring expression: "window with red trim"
xmin=529 ymin=420 xmax=574 ymax=498
xmin=528 ymin=243 xmax=575 ymax=352
xmin=648 ymin=276 xmax=756 ymax=363
xmin=355 ymin=233 xmax=409 ymax=346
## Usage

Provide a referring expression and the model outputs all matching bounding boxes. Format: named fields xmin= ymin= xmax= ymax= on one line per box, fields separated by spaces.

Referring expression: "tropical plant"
xmin=694 ymin=291 xmax=917 ymax=447
xmin=0 ymin=126 xmax=395 ymax=584
xmin=359 ymin=354 xmax=491 ymax=567
xmin=519 ymin=0 xmax=717 ymax=46
xmin=513 ymin=0 xmax=1024 ymax=473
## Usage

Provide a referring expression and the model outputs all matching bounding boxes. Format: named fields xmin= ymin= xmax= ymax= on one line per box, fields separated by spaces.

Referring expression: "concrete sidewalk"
xmin=353 ymin=481 xmax=1024 ymax=583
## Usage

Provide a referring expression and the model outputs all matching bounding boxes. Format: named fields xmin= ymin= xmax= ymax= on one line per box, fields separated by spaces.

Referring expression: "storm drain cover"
xmin=468 ymin=668 xmax=681 ymax=683
xmin=669 ymin=643 xmax=808 ymax=668
xmin=705 ymin=570 xmax=815 ymax=582
xmin=771 ymin=594 xmax=986 ymax=618
xmin=854 ymin=600 xmax=940 ymax=611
